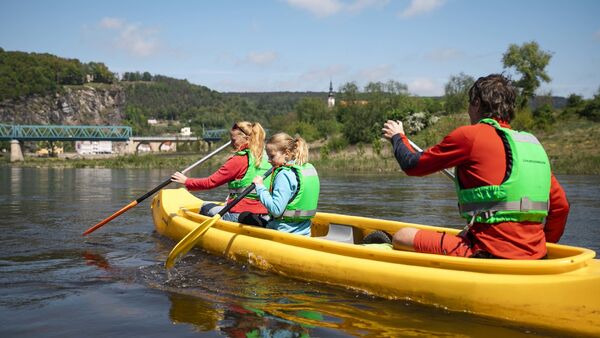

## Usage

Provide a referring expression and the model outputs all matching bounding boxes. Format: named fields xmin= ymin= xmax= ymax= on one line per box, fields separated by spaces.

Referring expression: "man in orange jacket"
xmin=382 ymin=74 xmax=569 ymax=259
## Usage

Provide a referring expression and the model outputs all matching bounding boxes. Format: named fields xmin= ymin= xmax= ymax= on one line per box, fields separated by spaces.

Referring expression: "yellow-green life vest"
xmin=271 ymin=163 xmax=320 ymax=222
xmin=456 ymin=118 xmax=551 ymax=224
xmin=227 ymin=149 xmax=272 ymax=200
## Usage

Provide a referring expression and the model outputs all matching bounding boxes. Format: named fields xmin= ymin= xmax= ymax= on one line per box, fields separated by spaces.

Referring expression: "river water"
xmin=0 ymin=166 xmax=598 ymax=337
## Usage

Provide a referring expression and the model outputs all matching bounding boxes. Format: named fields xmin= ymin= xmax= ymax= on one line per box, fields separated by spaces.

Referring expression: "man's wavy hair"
xmin=468 ymin=74 xmax=517 ymax=122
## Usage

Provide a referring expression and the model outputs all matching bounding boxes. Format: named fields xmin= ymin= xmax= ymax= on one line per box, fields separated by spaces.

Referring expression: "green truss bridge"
xmin=0 ymin=124 xmax=132 ymax=141
xmin=0 ymin=124 xmax=228 ymax=142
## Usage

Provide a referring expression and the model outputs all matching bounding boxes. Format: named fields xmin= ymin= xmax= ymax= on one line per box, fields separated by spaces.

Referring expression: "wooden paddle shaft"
xmin=135 ymin=140 xmax=232 ymax=203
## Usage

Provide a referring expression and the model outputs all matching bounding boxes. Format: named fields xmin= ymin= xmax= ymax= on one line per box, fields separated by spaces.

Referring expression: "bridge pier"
xmin=10 ymin=140 xmax=24 ymax=162
xmin=126 ymin=138 xmax=136 ymax=154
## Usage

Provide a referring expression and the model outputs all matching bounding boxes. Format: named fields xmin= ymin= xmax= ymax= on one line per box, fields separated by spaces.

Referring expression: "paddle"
xmin=165 ymin=167 xmax=274 ymax=269
xmin=82 ymin=141 xmax=232 ymax=236
xmin=405 ymin=138 xmax=456 ymax=181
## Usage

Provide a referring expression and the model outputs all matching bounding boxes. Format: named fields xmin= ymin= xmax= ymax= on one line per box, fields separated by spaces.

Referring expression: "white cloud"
xmin=356 ymin=64 xmax=395 ymax=82
xmin=285 ymin=0 xmax=343 ymax=17
xmin=400 ymin=0 xmax=445 ymax=18
xmin=244 ymin=51 xmax=279 ymax=66
xmin=96 ymin=17 xmax=161 ymax=57
xmin=408 ymin=77 xmax=443 ymax=96
xmin=346 ymin=0 xmax=390 ymax=13
xmin=425 ymin=48 xmax=463 ymax=62
xmin=209 ymin=65 xmax=347 ymax=92
xmin=300 ymin=64 xmax=347 ymax=82
xmin=285 ymin=0 xmax=388 ymax=17
xmin=99 ymin=17 xmax=124 ymax=29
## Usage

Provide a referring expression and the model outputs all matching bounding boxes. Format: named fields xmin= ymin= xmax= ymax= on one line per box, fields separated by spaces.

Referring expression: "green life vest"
xmin=456 ymin=118 xmax=551 ymax=224
xmin=227 ymin=149 xmax=272 ymax=200
xmin=271 ymin=163 xmax=320 ymax=222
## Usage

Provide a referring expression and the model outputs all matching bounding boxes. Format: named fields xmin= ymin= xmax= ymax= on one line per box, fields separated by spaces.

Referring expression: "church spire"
xmin=327 ymin=80 xmax=335 ymax=109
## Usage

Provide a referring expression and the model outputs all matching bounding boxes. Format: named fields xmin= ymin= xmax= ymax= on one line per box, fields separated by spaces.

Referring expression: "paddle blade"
xmin=165 ymin=214 xmax=221 ymax=269
xmin=82 ymin=201 xmax=138 ymax=236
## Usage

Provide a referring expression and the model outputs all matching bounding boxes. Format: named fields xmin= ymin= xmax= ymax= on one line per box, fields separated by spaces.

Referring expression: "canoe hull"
xmin=152 ymin=188 xmax=600 ymax=336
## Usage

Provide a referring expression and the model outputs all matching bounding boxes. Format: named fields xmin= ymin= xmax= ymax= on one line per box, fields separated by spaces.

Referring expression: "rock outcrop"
xmin=0 ymin=85 xmax=126 ymax=125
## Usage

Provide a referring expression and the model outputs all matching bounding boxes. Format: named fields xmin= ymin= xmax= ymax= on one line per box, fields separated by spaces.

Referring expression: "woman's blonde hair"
xmin=267 ymin=132 xmax=309 ymax=166
xmin=231 ymin=121 xmax=266 ymax=167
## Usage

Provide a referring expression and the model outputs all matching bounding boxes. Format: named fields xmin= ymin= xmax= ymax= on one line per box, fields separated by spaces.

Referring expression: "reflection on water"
xmin=0 ymin=167 xmax=598 ymax=337
xmin=156 ymin=257 xmax=562 ymax=338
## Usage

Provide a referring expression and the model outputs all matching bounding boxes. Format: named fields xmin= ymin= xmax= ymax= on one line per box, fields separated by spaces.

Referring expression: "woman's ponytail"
xmin=292 ymin=136 xmax=309 ymax=165
xmin=248 ymin=122 xmax=266 ymax=165
xmin=231 ymin=121 xmax=266 ymax=167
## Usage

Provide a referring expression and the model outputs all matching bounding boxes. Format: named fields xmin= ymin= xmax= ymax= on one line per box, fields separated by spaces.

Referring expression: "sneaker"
xmin=363 ymin=230 xmax=392 ymax=244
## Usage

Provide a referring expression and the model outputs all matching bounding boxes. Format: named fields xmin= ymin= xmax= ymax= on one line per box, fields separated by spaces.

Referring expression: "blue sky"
xmin=1 ymin=0 xmax=599 ymax=97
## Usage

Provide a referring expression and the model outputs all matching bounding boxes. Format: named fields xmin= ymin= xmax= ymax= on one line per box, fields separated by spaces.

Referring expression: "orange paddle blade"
xmin=82 ymin=200 xmax=138 ymax=236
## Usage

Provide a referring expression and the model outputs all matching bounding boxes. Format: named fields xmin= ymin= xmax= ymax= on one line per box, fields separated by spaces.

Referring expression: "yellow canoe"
xmin=152 ymin=188 xmax=600 ymax=336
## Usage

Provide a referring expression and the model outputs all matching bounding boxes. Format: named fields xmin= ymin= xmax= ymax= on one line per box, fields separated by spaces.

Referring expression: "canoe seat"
xmin=315 ymin=224 xmax=356 ymax=244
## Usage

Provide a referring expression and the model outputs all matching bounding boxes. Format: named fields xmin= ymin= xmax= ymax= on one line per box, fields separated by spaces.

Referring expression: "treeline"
xmin=122 ymin=76 xmax=268 ymax=135
xmin=562 ymin=93 xmax=600 ymax=122
xmin=225 ymin=92 xmax=326 ymax=116
xmin=0 ymin=48 xmax=114 ymax=101
xmin=264 ymin=80 xmax=444 ymax=151
xmin=121 ymin=71 xmax=154 ymax=82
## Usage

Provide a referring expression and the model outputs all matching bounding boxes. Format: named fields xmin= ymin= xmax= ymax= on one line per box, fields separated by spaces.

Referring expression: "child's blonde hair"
xmin=267 ymin=132 xmax=309 ymax=165
xmin=231 ymin=121 xmax=266 ymax=167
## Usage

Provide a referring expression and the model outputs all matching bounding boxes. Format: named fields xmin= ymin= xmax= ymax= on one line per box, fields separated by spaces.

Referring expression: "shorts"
xmin=413 ymin=229 xmax=475 ymax=257
xmin=238 ymin=211 xmax=270 ymax=227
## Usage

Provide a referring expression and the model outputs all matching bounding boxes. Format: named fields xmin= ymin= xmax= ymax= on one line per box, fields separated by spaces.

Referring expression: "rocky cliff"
xmin=0 ymin=85 xmax=126 ymax=125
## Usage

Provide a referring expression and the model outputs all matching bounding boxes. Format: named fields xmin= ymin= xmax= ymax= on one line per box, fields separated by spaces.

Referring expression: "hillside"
xmin=0 ymin=50 xmax=275 ymax=134
xmin=223 ymin=92 xmax=328 ymax=116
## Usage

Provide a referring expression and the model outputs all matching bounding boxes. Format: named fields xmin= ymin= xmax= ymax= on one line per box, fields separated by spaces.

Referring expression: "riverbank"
xmin=3 ymin=115 xmax=599 ymax=174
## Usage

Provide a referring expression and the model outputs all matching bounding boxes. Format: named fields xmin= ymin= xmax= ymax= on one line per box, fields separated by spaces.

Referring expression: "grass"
xmin=537 ymin=117 xmax=600 ymax=174
xmin=313 ymin=114 xmax=600 ymax=175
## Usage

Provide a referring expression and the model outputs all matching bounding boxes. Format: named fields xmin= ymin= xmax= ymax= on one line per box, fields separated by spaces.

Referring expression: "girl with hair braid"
xmin=171 ymin=121 xmax=271 ymax=222
xmin=239 ymin=132 xmax=320 ymax=236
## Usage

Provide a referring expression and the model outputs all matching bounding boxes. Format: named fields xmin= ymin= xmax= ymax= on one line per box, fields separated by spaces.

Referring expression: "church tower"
xmin=327 ymin=80 xmax=335 ymax=109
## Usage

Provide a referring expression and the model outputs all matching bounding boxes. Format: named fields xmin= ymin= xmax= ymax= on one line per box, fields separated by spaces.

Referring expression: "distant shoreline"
xmin=3 ymin=147 xmax=599 ymax=175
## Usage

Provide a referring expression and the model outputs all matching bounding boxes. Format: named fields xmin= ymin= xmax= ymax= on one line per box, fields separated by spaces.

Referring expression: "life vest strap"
xmin=459 ymin=197 xmax=549 ymax=214
xmin=280 ymin=209 xmax=317 ymax=218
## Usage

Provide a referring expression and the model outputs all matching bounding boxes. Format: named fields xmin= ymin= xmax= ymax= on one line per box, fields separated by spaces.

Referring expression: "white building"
xmin=76 ymin=141 xmax=113 ymax=155
xmin=180 ymin=127 xmax=191 ymax=136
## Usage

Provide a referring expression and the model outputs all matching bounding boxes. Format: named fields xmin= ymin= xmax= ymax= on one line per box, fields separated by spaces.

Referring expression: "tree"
xmin=502 ymin=41 xmax=552 ymax=109
xmin=566 ymin=94 xmax=585 ymax=109
xmin=443 ymin=72 xmax=474 ymax=114
xmin=579 ymin=88 xmax=600 ymax=122
xmin=86 ymin=62 xmax=115 ymax=83
xmin=384 ymin=80 xmax=408 ymax=95
xmin=337 ymin=80 xmax=413 ymax=143
xmin=295 ymin=97 xmax=337 ymax=138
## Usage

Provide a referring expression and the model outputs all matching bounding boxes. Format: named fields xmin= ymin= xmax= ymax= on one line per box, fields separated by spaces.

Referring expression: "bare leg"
xmin=392 ymin=227 xmax=419 ymax=251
